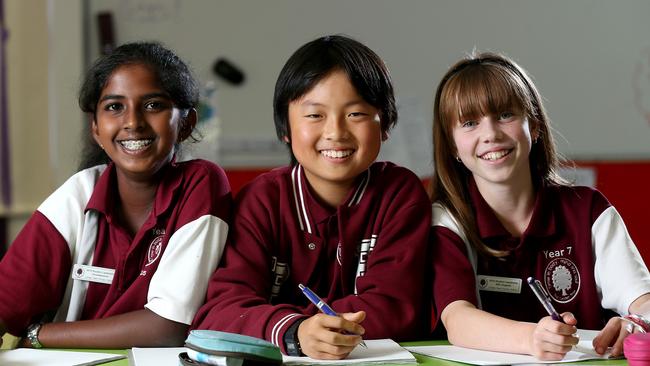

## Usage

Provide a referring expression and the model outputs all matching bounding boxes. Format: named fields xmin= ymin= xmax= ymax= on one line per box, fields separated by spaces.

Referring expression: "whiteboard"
xmin=86 ymin=0 xmax=650 ymax=174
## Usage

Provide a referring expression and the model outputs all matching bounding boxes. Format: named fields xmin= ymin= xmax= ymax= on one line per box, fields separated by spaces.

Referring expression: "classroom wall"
xmin=83 ymin=0 xmax=650 ymax=175
xmin=2 ymin=0 xmax=650 ymax=251
xmin=0 ymin=0 xmax=83 ymax=243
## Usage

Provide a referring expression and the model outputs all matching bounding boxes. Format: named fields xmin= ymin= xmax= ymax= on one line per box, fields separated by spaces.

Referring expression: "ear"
xmin=178 ymin=108 xmax=198 ymax=142
xmin=282 ymin=135 xmax=290 ymax=144
xmin=91 ymin=117 xmax=101 ymax=145
xmin=381 ymin=130 xmax=390 ymax=142
xmin=530 ymin=121 xmax=541 ymax=142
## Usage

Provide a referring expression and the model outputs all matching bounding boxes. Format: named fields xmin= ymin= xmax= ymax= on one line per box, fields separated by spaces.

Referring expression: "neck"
xmin=474 ymin=175 xmax=536 ymax=237
xmin=115 ymin=171 xmax=159 ymax=236
xmin=303 ymin=170 xmax=356 ymax=209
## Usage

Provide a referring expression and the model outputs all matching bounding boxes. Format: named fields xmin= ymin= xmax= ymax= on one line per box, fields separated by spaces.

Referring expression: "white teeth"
xmin=119 ymin=139 xmax=153 ymax=151
xmin=480 ymin=150 xmax=510 ymax=161
xmin=321 ymin=150 xmax=353 ymax=158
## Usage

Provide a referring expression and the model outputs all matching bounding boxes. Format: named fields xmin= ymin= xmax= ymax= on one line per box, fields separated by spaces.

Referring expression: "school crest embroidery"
xmin=544 ymin=257 xmax=580 ymax=303
xmin=145 ymin=232 xmax=164 ymax=267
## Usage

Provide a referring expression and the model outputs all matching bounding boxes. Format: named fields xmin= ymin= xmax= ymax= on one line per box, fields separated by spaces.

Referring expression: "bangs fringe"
xmin=441 ymin=65 xmax=532 ymax=125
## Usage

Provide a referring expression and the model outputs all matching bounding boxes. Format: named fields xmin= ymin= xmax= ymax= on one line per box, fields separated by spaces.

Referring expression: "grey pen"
xmin=527 ymin=277 xmax=564 ymax=322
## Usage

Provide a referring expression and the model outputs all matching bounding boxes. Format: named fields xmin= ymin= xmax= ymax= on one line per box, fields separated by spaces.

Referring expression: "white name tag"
xmin=72 ymin=264 xmax=115 ymax=285
xmin=477 ymin=275 xmax=522 ymax=294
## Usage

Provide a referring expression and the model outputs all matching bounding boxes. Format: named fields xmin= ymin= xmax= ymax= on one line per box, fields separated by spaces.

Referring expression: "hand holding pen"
xmin=527 ymin=277 xmax=578 ymax=360
xmin=299 ymin=284 xmax=367 ymax=348
xmin=527 ymin=277 xmax=563 ymax=322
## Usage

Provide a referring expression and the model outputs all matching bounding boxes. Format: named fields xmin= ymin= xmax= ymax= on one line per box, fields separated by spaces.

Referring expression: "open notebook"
xmin=406 ymin=329 xmax=615 ymax=365
xmin=130 ymin=339 xmax=414 ymax=366
xmin=283 ymin=339 xmax=416 ymax=365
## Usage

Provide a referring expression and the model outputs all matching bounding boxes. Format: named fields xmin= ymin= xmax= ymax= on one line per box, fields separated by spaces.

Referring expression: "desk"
xmin=91 ymin=341 xmax=628 ymax=366
xmin=400 ymin=340 xmax=628 ymax=365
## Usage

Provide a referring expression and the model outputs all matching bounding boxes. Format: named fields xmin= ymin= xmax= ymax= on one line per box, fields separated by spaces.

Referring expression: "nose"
xmin=480 ymin=116 xmax=502 ymax=142
xmin=323 ymin=114 xmax=349 ymax=140
xmin=123 ymin=105 xmax=145 ymax=131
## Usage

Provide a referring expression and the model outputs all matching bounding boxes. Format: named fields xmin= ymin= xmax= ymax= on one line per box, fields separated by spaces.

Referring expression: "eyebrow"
xmin=298 ymin=99 xmax=368 ymax=108
xmin=98 ymin=92 xmax=170 ymax=103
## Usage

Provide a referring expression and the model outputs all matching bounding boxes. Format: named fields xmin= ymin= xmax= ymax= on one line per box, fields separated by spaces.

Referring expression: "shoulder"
xmin=174 ymin=159 xmax=230 ymax=193
xmin=371 ymin=161 xmax=421 ymax=182
xmin=176 ymin=159 xmax=228 ymax=180
xmin=37 ymin=165 xmax=107 ymax=243
xmin=369 ymin=161 xmax=427 ymax=197
xmin=432 ymin=202 xmax=466 ymax=239
xmin=235 ymin=166 xmax=292 ymax=201
xmin=549 ymin=184 xmax=611 ymax=218
xmin=38 ymin=165 xmax=107 ymax=214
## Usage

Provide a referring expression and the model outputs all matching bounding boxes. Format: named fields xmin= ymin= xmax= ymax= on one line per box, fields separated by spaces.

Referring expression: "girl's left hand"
xmin=593 ymin=316 xmax=641 ymax=356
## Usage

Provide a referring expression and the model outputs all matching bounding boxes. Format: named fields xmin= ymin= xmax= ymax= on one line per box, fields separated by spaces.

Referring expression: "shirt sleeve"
xmin=592 ymin=205 xmax=650 ymax=315
xmin=190 ymin=179 xmax=307 ymax=354
xmin=145 ymin=162 xmax=232 ymax=325
xmin=328 ymin=174 xmax=432 ymax=341
xmin=0 ymin=212 xmax=71 ymax=335
xmin=431 ymin=225 xmax=479 ymax=313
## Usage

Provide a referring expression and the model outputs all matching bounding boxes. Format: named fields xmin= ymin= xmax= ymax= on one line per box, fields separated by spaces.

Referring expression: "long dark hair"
xmin=77 ymin=41 xmax=199 ymax=170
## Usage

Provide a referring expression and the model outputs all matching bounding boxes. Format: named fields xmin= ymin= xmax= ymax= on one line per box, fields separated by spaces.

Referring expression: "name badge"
xmin=72 ymin=264 xmax=115 ymax=285
xmin=477 ymin=275 xmax=522 ymax=294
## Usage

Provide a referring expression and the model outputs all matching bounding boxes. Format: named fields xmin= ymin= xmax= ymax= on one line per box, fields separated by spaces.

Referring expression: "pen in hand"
xmin=527 ymin=277 xmax=564 ymax=322
xmin=298 ymin=283 xmax=367 ymax=348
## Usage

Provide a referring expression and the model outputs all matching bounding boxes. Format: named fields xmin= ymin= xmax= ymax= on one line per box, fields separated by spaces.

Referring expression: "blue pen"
xmin=527 ymin=277 xmax=564 ymax=322
xmin=298 ymin=283 xmax=367 ymax=348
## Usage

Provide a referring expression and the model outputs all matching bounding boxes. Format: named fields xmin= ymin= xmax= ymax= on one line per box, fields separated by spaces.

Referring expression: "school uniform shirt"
xmin=432 ymin=178 xmax=650 ymax=330
xmin=192 ymin=162 xmax=431 ymax=354
xmin=0 ymin=158 xmax=231 ymax=336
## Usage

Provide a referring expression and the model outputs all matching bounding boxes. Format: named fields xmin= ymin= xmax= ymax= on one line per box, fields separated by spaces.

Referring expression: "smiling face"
xmin=92 ymin=63 xmax=187 ymax=184
xmin=287 ymin=70 xmax=382 ymax=205
xmin=452 ymin=109 xmax=536 ymax=190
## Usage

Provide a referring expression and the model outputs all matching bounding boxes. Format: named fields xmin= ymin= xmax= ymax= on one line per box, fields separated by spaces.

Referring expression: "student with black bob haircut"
xmin=273 ymin=34 xmax=397 ymax=164
xmin=193 ymin=35 xmax=430 ymax=360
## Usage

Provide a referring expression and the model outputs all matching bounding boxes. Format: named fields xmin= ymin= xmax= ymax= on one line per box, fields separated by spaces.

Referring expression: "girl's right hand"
xmin=297 ymin=311 xmax=365 ymax=360
xmin=529 ymin=312 xmax=578 ymax=360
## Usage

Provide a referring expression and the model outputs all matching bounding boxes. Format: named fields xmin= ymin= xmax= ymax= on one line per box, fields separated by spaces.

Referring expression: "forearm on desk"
xmin=33 ymin=309 xmax=188 ymax=349
xmin=442 ymin=300 xmax=535 ymax=355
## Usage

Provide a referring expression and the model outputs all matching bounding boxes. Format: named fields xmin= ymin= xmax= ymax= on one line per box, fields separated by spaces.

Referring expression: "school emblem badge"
xmin=145 ymin=235 xmax=163 ymax=267
xmin=544 ymin=257 xmax=580 ymax=303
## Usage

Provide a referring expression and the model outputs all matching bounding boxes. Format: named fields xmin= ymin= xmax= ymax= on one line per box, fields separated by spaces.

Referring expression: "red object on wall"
xmin=225 ymin=161 xmax=650 ymax=266
xmin=576 ymin=161 xmax=650 ymax=266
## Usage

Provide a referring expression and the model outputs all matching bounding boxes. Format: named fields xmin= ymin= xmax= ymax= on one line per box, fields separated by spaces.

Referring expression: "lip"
xmin=117 ymin=138 xmax=155 ymax=155
xmin=477 ymin=148 xmax=513 ymax=161
xmin=319 ymin=148 xmax=355 ymax=160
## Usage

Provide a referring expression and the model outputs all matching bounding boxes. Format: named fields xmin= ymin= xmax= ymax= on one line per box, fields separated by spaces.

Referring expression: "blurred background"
xmin=1 ymin=0 xmax=649 ymax=262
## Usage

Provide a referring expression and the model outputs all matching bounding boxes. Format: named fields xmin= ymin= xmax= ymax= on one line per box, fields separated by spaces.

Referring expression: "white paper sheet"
xmin=406 ymin=329 xmax=614 ymax=365
xmin=129 ymin=347 xmax=187 ymax=366
xmin=0 ymin=348 xmax=125 ymax=366
xmin=283 ymin=339 xmax=416 ymax=365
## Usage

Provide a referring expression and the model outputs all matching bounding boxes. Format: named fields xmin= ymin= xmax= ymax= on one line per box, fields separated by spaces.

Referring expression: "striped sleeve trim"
xmin=271 ymin=313 xmax=302 ymax=347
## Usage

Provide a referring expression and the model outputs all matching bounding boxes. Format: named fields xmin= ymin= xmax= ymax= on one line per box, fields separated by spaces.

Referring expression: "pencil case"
xmin=184 ymin=330 xmax=282 ymax=366
xmin=624 ymin=332 xmax=650 ymax=366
